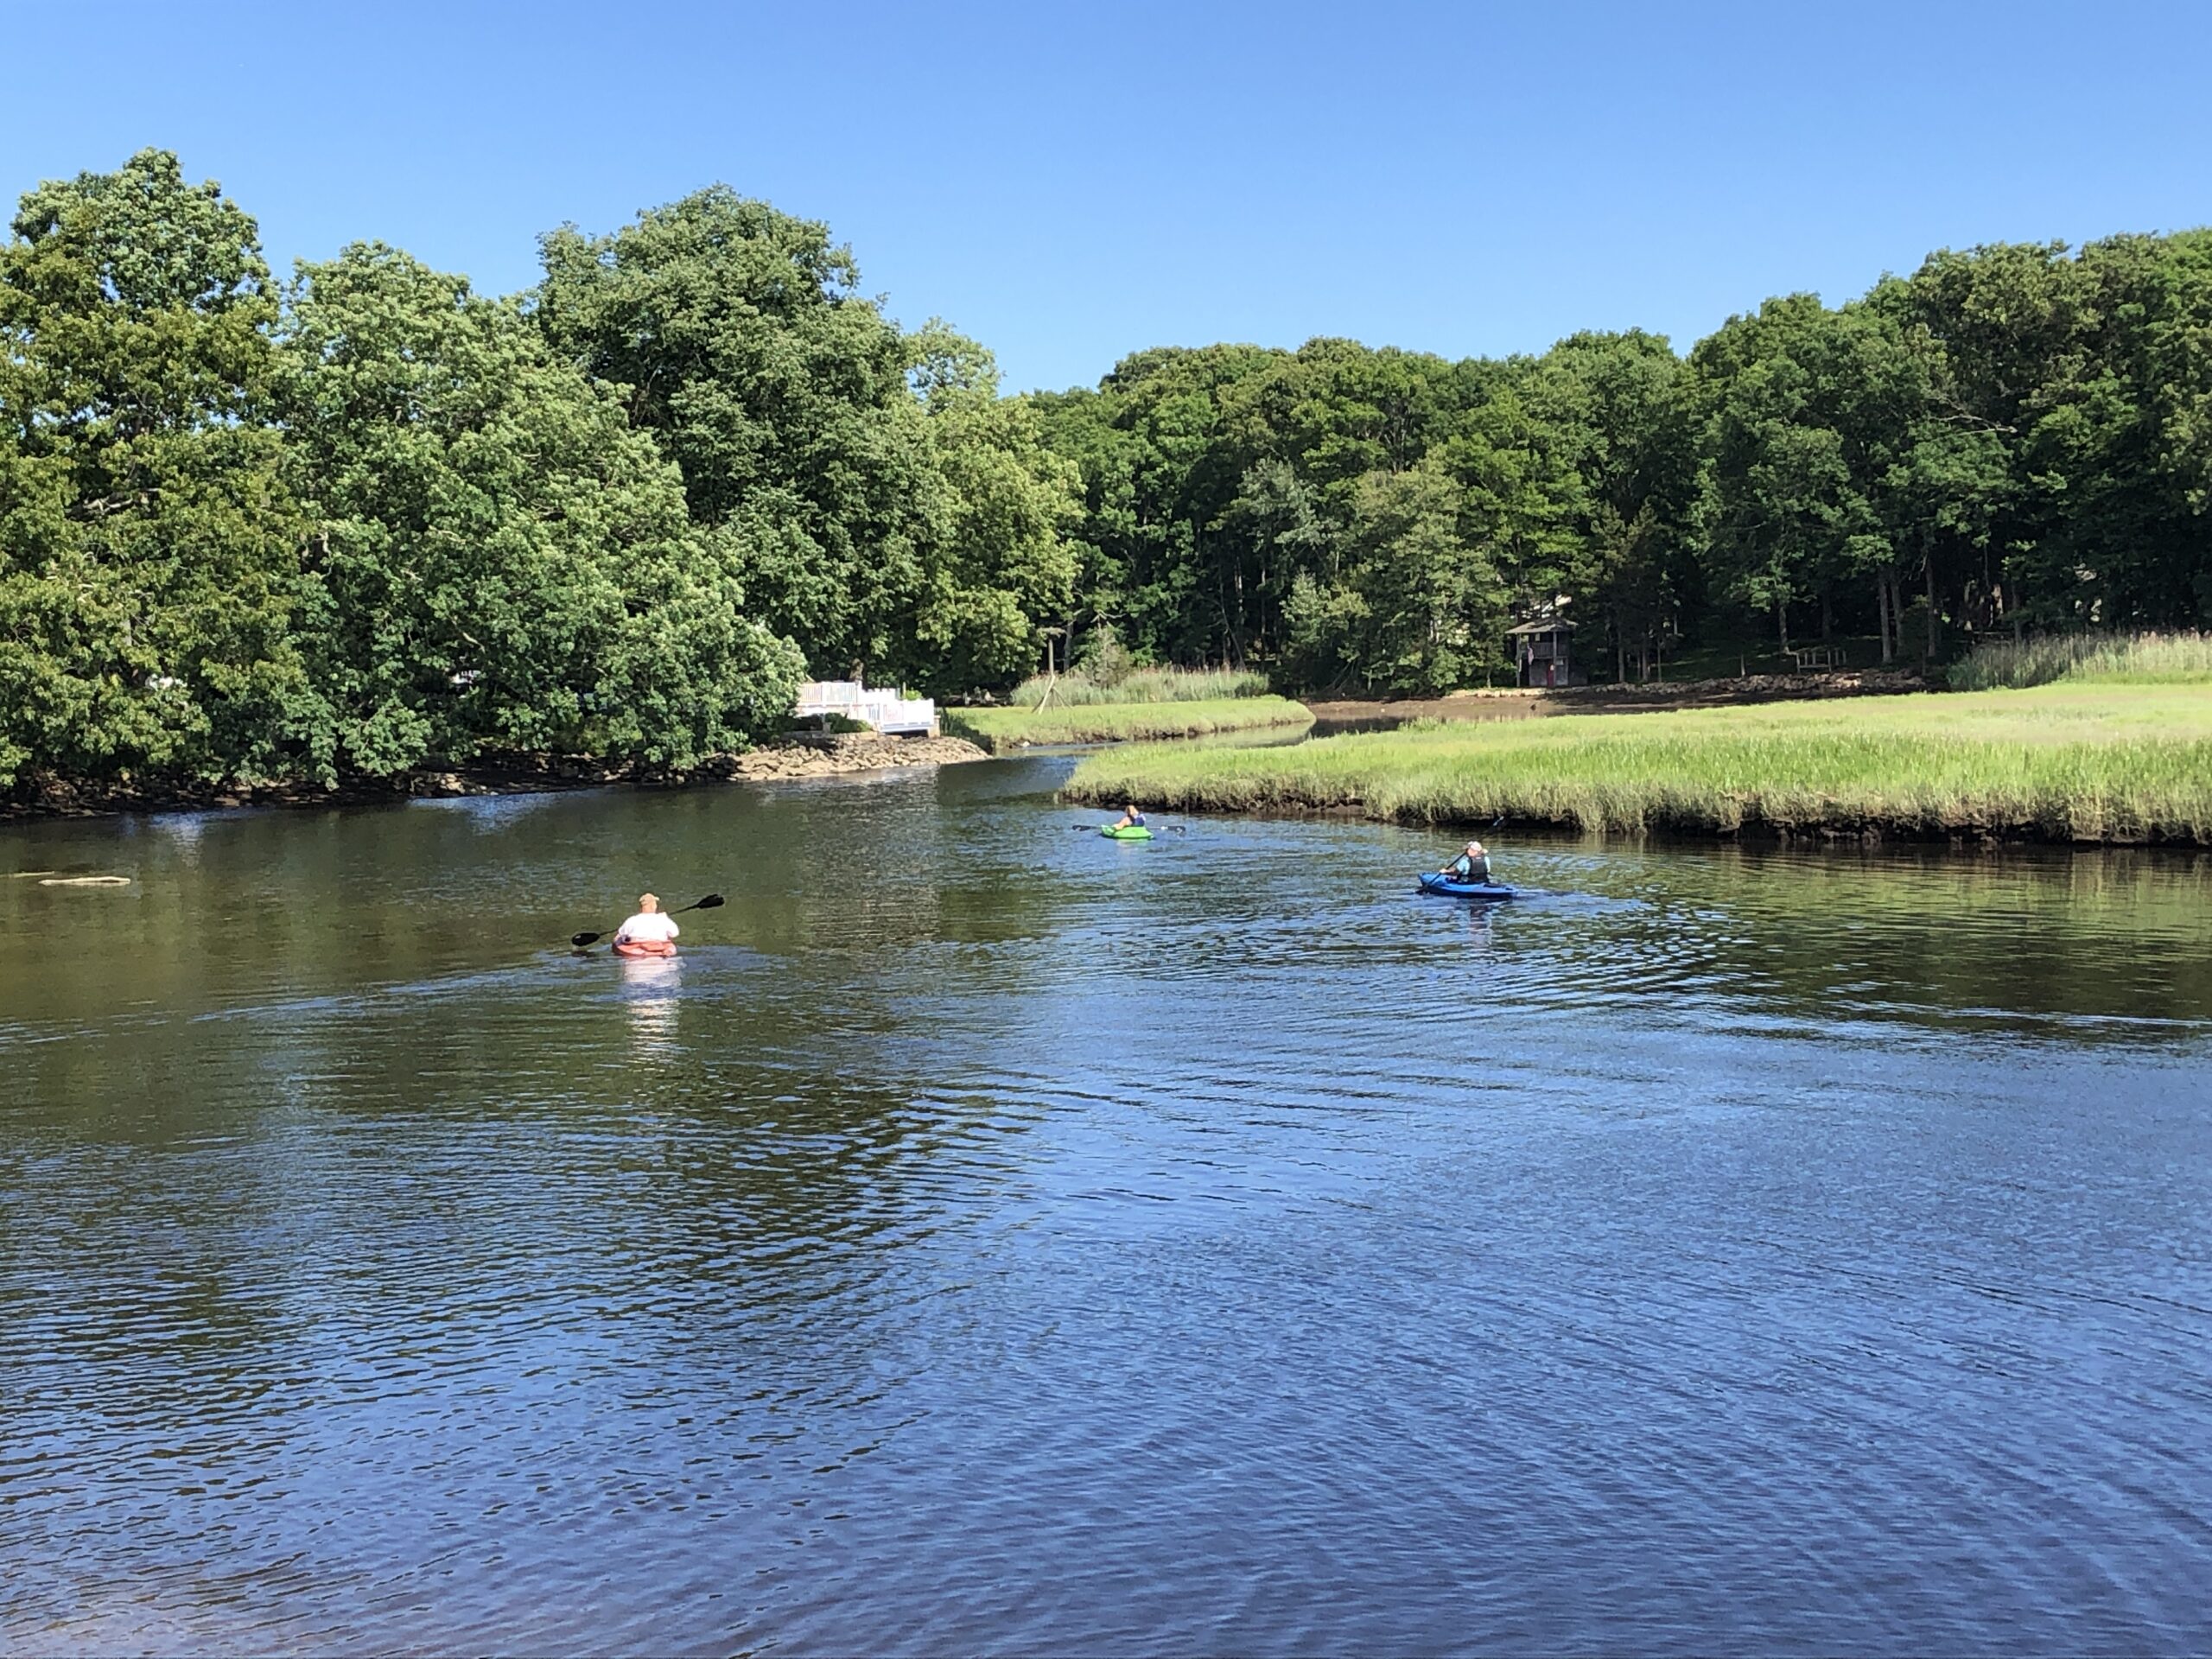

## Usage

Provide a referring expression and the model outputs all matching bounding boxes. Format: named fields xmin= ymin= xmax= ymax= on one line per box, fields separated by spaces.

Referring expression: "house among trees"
xmin=1508 ymin=619 xmax=1581 ymax=688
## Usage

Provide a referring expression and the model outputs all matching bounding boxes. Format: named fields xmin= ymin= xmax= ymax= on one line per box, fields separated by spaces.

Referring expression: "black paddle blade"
xmin=569 ymin=930 xmax=603 ymax=947
xmin=692 ymin=893 xmax=726 ymax=911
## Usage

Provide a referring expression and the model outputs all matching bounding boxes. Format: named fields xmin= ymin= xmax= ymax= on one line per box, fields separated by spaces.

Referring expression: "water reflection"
xmin=616 ymin=953 xmax=682 ymax=1056
xmin=149 ymin=811 xmax=207 ymax=861
xmin=1 ymin=762 xmax=2207 ymax=1654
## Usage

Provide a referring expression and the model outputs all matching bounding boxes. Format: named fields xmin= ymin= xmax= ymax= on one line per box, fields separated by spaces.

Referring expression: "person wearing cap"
xmin=613 ymin=893 xmax=681 ymax=951
xmin=1439 ymin=840 xmax=1491 ymax=883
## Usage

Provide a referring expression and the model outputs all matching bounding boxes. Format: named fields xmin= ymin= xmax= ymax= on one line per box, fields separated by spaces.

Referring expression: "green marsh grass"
xmin=944 ymin=696 xmax=1313 ymax=753
xmin=1948 ymin=631 xmax=2212 ymax=690
xmin=1002 ymin=665 xmax=1274 ymax=707
xmin=1065 ymin=684 xmax=2212 ymax=842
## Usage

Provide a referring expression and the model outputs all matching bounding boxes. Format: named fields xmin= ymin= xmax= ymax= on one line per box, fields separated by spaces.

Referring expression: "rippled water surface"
xmin=3 ymin=758 xmax=2209 ymax=1654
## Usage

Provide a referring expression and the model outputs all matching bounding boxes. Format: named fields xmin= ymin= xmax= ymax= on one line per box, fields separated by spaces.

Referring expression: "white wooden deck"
xmin=794 ymin=680 xmax=938 ymax=735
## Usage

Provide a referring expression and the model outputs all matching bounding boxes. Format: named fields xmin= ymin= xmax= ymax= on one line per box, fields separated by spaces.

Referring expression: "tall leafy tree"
xmin=536 ymin=188 xmax=933 ymax=678
xmin=1692 ymin=296 xmax=1930 ymax=650
xmin=1284 ymin=462 xmax=1500 ymax=693
xmin=1433 ymin=367 xmax=1586 ymax=638
xmin=0 ymin=149 xmax=307 ymax=791
xmin=2005 ymin=233 xmax=2212 ymax=628
xmin=1036 ymin=344 xmax=1289 ymax=665
xmin=1527 ymin=332 xmax=1701 ymax=678
xmin=898 ymin=324 xmax=1081 ymax=693
xmin=280 ymin=243 xmax=802 ymax=776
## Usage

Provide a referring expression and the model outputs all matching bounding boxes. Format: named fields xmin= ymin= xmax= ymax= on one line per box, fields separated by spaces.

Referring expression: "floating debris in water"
xmin=38 ymin=874 xmax=132 ymax=887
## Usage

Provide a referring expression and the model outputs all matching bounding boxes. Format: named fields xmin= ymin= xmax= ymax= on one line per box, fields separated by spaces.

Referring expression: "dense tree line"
xmin=0 ymin=151 xmax=1077 ymax=795
xmin=1035 ymin=235 xmax=2212 ymax=692
xmin=3 ymin=149 xmax=2207 ymax=796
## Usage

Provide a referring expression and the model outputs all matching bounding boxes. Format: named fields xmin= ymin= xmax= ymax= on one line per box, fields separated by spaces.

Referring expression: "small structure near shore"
xmin=1508 ymin=618 xmax=1583 ymax=688
xmin=793 ymin=679 xmax=938 ymax=735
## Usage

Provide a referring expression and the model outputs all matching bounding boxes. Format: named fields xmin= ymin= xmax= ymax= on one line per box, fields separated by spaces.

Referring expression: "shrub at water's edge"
xmin=1065 ymin=686 xmax=2212 ymax=843
xmin=945 ymin=696 xmax=1313 ymax=753
xmin=1948 ymin=632 xmax=2212 ymax=691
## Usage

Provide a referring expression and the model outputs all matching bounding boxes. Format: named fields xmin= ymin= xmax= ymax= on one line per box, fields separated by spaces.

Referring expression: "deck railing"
xmin=793 ymin=681 xmax=938 ymax=735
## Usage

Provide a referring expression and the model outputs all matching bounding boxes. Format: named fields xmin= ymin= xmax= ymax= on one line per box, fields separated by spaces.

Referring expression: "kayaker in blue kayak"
xmin=1111 ymin=803 xmax=1147 ymax=831
xmin=1439 ymin=839 xmax=1491 ymax=884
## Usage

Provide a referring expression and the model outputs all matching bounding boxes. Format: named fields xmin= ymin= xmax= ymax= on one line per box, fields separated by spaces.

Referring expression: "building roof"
xmin=1505 ymin=619 xmax=1576 ymax=635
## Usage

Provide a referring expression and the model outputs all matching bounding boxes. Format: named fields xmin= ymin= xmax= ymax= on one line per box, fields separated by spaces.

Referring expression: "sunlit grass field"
xmin=1948 ymin=630 xmax=2212 ymax=690
xmin=944 ymin=696 xmax=1313 ymax=753
xmin=1065 ymin=684 xmax=2212 ymax=842
xmin=1001 ymin=665 xmax=1274 ymax=707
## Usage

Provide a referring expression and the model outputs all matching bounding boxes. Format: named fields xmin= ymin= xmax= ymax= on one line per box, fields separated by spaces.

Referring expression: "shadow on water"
xmin=1306 ymin=713 xmax=1405 ymax=738
xmin=2 ymin=758 xmax=2209 ymax=1653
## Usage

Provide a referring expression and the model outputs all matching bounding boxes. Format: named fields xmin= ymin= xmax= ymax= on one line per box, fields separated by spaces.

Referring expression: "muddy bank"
xmin=3 ymin=733 xmax=989 ymax=820
xmin=1307 ymin=668 xmax=1928 ymax=727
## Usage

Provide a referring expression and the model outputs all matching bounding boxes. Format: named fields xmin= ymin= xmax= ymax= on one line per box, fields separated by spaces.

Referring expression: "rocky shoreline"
xmin=3 ymin=732 xmax=991 ymax=820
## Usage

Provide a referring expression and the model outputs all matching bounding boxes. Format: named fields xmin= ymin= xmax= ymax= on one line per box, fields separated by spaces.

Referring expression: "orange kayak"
xmin=612 ymin=939 xmax=677 ymax=958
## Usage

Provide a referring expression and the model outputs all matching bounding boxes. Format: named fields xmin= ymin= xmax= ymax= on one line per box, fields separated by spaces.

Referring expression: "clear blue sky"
xmin=3 ymin=0 xmax=2206 ymax=391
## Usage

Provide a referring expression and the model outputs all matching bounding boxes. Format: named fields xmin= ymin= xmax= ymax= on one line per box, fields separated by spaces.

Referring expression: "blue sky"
xmin=3 ymin=0 xmax=2206 ymax=391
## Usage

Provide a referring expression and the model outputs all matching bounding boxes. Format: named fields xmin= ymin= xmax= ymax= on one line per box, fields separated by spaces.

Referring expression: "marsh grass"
xmin=1001 ymin=666 xmax=1274 ymax=707
xmin=944 ymin=696 xmax=1313 ymax=753
xmin=1948 ymin=632 xmax=2212 ymax=690
xmin=1066 ymin=684 xmax=2212 ymax=842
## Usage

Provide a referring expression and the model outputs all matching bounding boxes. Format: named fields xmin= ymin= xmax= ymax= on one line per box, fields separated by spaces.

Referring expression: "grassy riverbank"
xmin=1065 ymin=684 xmax=2212 ymax=842
xmin=944 ymin=696 xmax=1313 ymax=753
xmin=1002 ymin=665 xmax=1272 ymax=706
xmin=1947 ymin=630 xmax=2212 ymax=690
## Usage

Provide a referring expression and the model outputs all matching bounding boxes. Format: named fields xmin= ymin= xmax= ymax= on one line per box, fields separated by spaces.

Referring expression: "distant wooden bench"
xmin=1789 ymin=645 xmax=1845 ymax=671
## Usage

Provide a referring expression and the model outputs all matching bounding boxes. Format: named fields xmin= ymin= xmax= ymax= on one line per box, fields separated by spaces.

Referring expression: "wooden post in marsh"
xmin=1033 ymin=627 xmax=1065 ymax=712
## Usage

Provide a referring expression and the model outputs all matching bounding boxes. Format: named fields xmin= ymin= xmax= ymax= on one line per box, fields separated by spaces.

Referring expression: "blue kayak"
xmin=1417 ymin=872 xmax=1516 ymax=899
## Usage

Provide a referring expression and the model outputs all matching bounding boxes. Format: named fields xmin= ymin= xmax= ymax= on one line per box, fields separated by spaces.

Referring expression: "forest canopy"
xmin=2 ymin=149 xmax=2207 ymax=796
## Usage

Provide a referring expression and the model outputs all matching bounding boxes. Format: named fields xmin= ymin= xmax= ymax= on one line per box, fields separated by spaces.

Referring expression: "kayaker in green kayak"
xmin=1438 ymin=839 xmax=1492 ymax=883
xmin=1110 ymin=803 xmax=1147 ymax=832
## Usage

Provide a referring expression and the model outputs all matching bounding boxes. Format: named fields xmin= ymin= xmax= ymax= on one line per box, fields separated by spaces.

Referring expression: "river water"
xmin=3 ymin=756 xmax=2209 ymax=1654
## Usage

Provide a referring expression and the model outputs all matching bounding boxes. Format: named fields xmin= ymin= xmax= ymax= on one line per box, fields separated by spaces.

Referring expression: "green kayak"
xmin=1100 ymin=824 xmax=1154 ymax=841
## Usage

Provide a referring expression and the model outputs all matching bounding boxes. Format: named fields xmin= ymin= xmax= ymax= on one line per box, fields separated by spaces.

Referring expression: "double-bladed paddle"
xmin=571 ymin=893 xmax=725 ymax=948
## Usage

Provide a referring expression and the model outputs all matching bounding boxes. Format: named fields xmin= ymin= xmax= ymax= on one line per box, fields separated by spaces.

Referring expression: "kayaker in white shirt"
xmin=614 ymin=893 xmax=681 ymax=947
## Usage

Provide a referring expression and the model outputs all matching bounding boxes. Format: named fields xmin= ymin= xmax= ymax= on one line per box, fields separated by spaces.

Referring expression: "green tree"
xmin=2004 ymin=233 xmax=2212 ymax=628
xmin=0 ymin=149 xmax=307 ymax=791
xmin=1285 ymin=463 xmax=1498 ymax=693
xmin=1038 ymin=343 xmax=1291 ymax=666
xmin=537 ymin=188 xmax=932 ymax=679
xmin=281 ymin=243 xmax=801 ymax=776
xmin=1691 ymin=295 xmax=1851 ymax=648
xmin=1433 ymin=368 xmax=1586 ymax=654
xmin=1527 ymin=331 xmax=1701 ymax=679
xmin=895 ymin=325 xmax=1080 ymax=694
